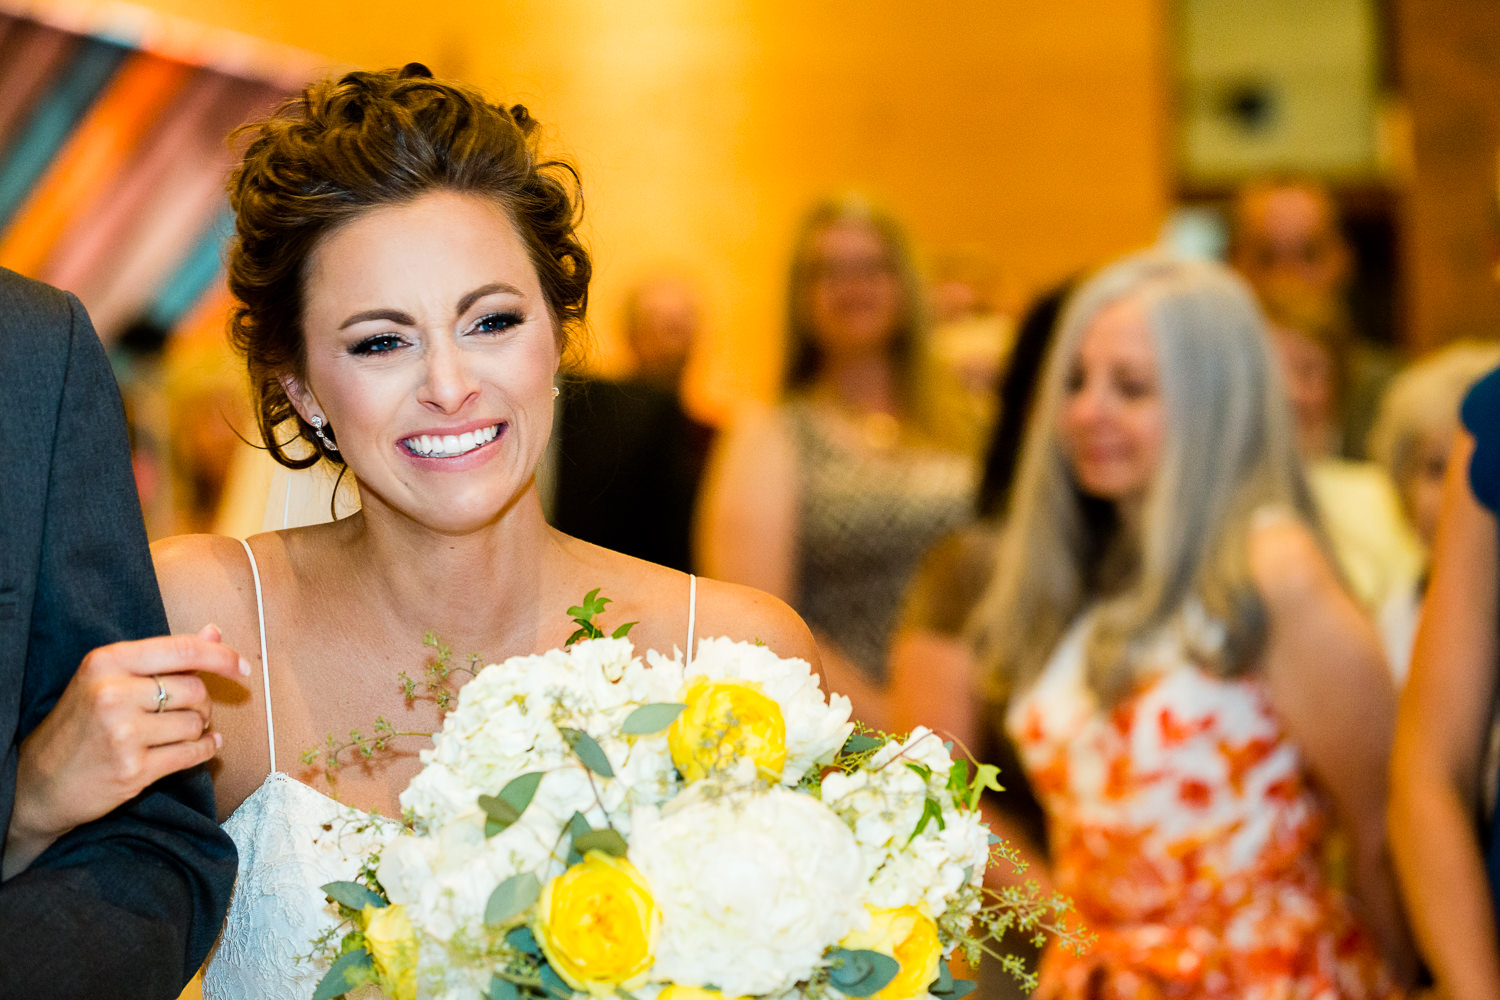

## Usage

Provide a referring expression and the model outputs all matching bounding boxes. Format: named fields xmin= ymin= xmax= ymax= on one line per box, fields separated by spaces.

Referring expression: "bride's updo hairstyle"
xmin=226 ymin=62 xmax=591 ymax=468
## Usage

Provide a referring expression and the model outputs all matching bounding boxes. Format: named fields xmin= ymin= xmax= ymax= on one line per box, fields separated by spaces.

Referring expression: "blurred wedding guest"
xmin=1390 ymin=359 xmax=1500 ymax=1000
xmin=547 ymin=374 xmax=702 ymax=572
xmin=890 ymin=279 xmax=1072 ymax=814
xmin=545 ymin=273 xmax=711 ymax=572
xmin=697 ymin=194 xmax=974 ymax=728
xmin=620 ymin=272 xmax=701 ymax=396
xmin=888 ymin=283 xmax=1070 ymax=1000
xmin=0 ymin=267 xmax=239 ymax=998
xmin=972 ymin=252 xmax=1412 ymax=997
xmin=1261 ymin=287 xmax=1421 ymax=609
xmin=926 ymin=248 xmax=1017 ymax=456
xmin=1367 ymin=341 xmax=1500 ymax=681
xmin=1228 ymin=176 xmax=1398 ymax=458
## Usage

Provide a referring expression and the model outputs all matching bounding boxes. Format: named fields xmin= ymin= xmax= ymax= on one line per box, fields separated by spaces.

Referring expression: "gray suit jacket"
xmin=0 ymin=268 xmax=236 ymax=996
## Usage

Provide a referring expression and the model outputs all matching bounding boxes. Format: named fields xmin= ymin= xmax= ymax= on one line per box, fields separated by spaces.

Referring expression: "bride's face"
xmin=290 ymin=189 xmax=560 ymax=533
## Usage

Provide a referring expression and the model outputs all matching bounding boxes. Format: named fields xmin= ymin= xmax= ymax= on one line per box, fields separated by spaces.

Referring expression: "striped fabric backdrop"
xmin=0 ymin=9 xmax=292 ymax=342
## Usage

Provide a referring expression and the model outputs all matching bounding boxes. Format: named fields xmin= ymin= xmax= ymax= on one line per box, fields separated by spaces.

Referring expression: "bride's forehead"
xmin=303 ymin=196 xmax=539 ymax=304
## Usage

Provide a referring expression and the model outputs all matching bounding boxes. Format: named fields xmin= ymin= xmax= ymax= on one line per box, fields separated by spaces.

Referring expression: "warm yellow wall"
xmin=43 ymin=0 xmax=1170 ymax=420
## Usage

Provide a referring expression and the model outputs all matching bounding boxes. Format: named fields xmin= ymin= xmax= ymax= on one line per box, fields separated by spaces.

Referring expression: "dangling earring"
xmin=310 ymin=413 xmax=339 ymax=452
xmin=551 ymin=386 xmax=560 ymax=399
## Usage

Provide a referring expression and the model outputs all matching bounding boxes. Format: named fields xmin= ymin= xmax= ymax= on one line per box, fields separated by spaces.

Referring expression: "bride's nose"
xmin=416 ymin=339 xmax=480 ymax=413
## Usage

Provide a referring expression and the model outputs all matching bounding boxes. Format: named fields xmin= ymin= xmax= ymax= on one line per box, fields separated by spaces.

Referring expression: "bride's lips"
xmin=399 ymin=420 xmax=507 ymax=470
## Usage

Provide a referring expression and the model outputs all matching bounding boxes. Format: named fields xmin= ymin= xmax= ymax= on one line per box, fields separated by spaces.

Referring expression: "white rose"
xmin=628 ymin=785 xmax=867 ymax=996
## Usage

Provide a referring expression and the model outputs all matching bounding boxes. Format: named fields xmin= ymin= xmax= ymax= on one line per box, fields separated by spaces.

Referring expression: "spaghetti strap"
xmin=685 ymin=574 xmax=697 ymax=668
xmin=238 ymin=537 xmax=276 ymax=774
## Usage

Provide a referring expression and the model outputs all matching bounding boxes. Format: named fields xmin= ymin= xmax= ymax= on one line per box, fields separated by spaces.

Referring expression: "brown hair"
xmin=226 ymin=62 xmax=591 ymax=468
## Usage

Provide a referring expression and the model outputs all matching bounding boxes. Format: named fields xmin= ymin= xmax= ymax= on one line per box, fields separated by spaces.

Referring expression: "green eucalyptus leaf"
xmin=479 ymin=794 xmax=522 ymax=837
xmin=321 ymin=881 xmax=385 ymax=911
xmin=560 ymin=727 xmax=615 ymax=777
xmin=931 ymin=958 xmax=954 ymax=995
xmin=538 ymin=961 xmax=575 ymax=1000
xmin=485 ymin=872 xmax=542 ymax=925
xmin=827 ymin=948 xmax=900 ymax=997
xmin=489 ymin=975 xmax=521 ymax=1000
xmin=840 ymin=733 xmax=884 ymax=757
xmin=933 ymin=978 xmax=976 ymax=999
xmin=572 ymin=828 xmax=629 ymax=857
xmin=506 ymin=925 xmax=543 ymax=956
xmin=621 ymin=702 xmax=687 ymax=735
xmin=312 ymin=948 xmax=375 ymax=1000
xmin=500 ymin=771 xmax=545 ymax=814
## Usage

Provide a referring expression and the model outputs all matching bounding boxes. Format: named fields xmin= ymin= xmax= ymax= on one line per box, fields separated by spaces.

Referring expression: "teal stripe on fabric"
xmin=148 ymin=206 xmax=232 ymax=328
xmin=0 ymin=37 xmax=128 ymax=230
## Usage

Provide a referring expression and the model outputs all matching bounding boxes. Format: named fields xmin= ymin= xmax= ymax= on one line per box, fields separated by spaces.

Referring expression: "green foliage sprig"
xmin=565 ymin=588 xmax=637 ymax=645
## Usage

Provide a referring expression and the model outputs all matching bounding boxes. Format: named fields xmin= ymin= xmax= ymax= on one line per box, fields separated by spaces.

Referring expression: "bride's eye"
xmin=471 ymin=311 xmax=523 ymax=335
xmin=348 ymin=333 xmax=406 ymax=356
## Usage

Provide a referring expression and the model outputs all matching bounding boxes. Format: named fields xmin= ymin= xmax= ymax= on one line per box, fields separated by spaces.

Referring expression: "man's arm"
xmin=0 ymin=285 xmax=236 ymax=998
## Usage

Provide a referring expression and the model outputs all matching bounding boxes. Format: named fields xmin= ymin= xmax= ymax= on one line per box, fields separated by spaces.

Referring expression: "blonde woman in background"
xmin=1260 ymin=286 xmax=1421 ymax=610
xmin=697 ymin=195 xmax=973 ymax=729
xmin=972 ymin=253 xmax=1411 ymax=997
xmin=1366 ymin=341 xmax=1500 ymax=682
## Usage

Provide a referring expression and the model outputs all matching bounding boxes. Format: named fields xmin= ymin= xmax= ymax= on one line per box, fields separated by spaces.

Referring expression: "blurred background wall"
xmin=0 ymin=0 xmax=1171 ymax=422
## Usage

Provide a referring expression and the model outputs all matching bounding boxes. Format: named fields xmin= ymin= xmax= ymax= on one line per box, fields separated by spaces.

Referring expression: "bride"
xmin=149 ymin=63 xmax=817 ymax=996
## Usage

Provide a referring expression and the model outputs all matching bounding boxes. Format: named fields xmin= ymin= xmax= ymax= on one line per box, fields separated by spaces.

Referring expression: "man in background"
xmin=1228 ymin=175 xmax=1400 ymax=458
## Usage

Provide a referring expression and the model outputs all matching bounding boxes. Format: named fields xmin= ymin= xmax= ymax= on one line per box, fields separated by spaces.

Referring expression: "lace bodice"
xmin=202 ymin=772 xmax=396 ymax=1000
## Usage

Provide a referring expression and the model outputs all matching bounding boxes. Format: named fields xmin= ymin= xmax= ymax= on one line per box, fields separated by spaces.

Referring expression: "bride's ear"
xmin=279 ymin=373 xmax=318 ymax=425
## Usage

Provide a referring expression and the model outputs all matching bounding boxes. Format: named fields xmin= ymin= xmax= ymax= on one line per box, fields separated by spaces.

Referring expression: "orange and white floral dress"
xmin=1006 ymin=608 xmax=1397 ymax=1000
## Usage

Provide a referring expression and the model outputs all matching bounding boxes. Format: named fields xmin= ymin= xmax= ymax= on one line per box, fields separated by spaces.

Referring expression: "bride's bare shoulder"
xmin=692 ymin=577 xmax=820 ymax=667
xmin=150 ymin=533 xmax=259 ymax=633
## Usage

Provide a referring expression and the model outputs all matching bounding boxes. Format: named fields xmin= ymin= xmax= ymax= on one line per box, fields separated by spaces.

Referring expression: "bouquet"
xmin=309 ymin=596 xmax=1082 ymax=1000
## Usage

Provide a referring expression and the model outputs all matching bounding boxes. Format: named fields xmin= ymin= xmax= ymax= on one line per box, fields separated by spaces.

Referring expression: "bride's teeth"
xmin=406 ymin=425 xmax=499 ymax=458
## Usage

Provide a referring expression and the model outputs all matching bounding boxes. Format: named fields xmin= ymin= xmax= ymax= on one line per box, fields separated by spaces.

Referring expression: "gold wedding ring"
xmin=152 ymin=674 xmax=169 ymax=713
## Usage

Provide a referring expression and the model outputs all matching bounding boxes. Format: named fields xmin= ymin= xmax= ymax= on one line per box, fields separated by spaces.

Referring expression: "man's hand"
xmin=4 ymin=626 xmax=249 ymax=879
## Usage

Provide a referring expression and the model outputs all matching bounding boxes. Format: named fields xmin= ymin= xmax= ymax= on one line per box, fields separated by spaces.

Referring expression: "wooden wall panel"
xmin=38 ymin=0 xmax=1170 ymax=418
xmin=1393 ymin=0 xmax=1500 ymax=352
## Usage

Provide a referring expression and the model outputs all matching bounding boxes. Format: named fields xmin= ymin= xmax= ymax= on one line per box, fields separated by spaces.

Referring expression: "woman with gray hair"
xmin=972 ymin=252 xmax=1411 ymax=997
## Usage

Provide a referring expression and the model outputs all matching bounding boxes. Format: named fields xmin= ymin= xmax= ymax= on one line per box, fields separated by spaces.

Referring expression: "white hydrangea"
xmin=668 ymin=637 xmax=854 ymax=784
xmin=628 ymin=785 xmax=868 ymax=996
xmin=821 ymin=728 xmax=989 ymax=916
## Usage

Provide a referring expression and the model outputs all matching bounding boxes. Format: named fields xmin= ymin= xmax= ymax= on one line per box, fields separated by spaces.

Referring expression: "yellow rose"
xmin=667 ymin=676 xmax=787 ymax=782
xmin=361 ymin=903 xmax=418 ymax=1000
xmin=536 ymin=851 xmax=659 ymax=996
xmin=658 ymin=987 xmax=746 ymax=1000
xmin=839 ymin=906 xmax=942 ymax=1000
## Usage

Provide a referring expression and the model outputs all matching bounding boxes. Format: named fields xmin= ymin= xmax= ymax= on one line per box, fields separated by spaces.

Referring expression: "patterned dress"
xmin=1006 ymin=609 xmax=1397 ymax=1000
xmin=786 ymin=397 xmax=974 ymax=684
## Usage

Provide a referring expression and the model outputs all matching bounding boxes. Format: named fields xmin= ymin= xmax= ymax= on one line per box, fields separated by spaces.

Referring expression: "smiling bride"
xmin=141 ymin=63 xmax=816 ymax=997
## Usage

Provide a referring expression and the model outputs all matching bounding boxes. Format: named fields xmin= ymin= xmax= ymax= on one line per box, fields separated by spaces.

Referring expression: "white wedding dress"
xmin=202 ymin=540 xmax=395 ymax=1000
xmin=202 ymin=534 xmax=700 ymax=998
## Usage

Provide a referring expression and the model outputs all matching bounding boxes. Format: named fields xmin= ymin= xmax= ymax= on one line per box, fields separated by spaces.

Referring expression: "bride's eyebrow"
xmin=456 ymin=281 xmax=523 ymax=315
xmin=335 ymin=282 xmax=524 ymax=330
xmin=339 ymin=307 xmax=414 ymax=330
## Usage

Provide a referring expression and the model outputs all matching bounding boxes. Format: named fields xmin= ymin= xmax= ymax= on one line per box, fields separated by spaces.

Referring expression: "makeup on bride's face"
xmin=293 ymin=190 xmax=560 ymax=531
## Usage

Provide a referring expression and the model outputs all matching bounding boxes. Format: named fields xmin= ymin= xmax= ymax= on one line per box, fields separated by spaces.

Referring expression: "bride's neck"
xmin=329 ymin=489 xmax=559 ymax=655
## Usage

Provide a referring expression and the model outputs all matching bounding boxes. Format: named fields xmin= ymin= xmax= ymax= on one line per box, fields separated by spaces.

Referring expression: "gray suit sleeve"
xmin=0 ymin=287 xmax=236 ymax=997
